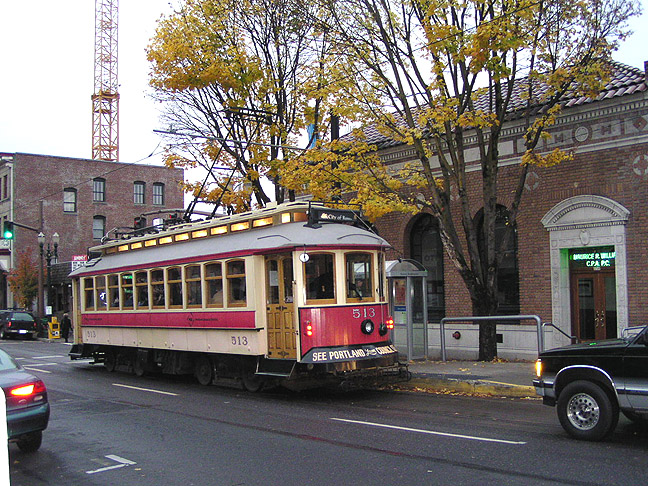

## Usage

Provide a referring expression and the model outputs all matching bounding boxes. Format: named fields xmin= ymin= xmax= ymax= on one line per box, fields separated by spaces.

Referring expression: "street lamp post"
xmin=38 ymin=232 xmax=59 ymax=319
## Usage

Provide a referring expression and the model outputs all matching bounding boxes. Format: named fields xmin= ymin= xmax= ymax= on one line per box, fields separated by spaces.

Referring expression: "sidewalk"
xmin=397 ymin=359 xmax=537 ymax=398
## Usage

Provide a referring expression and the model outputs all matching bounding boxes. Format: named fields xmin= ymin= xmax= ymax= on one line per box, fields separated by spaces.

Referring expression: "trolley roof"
xmin=70 ymin=202 xmax=390 ymax=277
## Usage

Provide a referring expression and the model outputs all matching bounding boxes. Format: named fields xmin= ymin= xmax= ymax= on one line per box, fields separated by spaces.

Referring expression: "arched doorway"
xmin=542 ymin=195 xmax=629 ymax=345
xmin=409 ymin=214 xmax=445 ymax=322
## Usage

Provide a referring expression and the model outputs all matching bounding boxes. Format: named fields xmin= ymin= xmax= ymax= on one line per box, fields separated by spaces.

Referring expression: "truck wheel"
xmin=557 ymin=380 xmax=618 ymax=441
xmin=16 ymin=431 xmax=42 ymax=452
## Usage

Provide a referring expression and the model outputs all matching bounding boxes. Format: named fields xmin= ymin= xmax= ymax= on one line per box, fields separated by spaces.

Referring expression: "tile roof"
xmin=353 ymin=61 xmax=647 ymax=149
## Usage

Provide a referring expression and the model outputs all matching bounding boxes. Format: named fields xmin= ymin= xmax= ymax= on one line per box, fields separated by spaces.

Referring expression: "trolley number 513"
xmin=352 ymin=307 xmax=376 ymax=319
xmin=231 ymin=336 xmax=249 ymax=346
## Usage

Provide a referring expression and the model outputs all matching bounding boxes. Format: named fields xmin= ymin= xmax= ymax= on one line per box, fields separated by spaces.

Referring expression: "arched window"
xmin=410 ymin=214 xmax=445 ymax=322
xmin=475 ymin=206 xmax=520 ymax=315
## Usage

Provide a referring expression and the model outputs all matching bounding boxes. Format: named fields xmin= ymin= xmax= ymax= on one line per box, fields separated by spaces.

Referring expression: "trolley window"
xmin=84 ymin=277 xmax=95 ymax=310
xmin=167 ymin=267 xmax=183 ymax=308
xmin=226 ymin=260 xmax=247 ymax=306
xmin=205 ymin=262 xmax=223 ymax=308
xmin=135 ymin=271 xmax=149 ymax=309
xmin=151 ymin=269 xmax=165 ymax=308
xmin=378 ymin=252 xmax=385 ymax=301
xmin=186 ymin=265 xmax=202 ymax=307
xmin=346 ymin=252 xmax=373 ymax=301
xmin=121 ymin=273 xmax=134 ymax=309
xmin=305 ymin=253 xmax=335 ymax=303
xmin=108 ymin=274 xmax=120 ymax=309
xmin=95 ymin=276 xmax=107 ymax=310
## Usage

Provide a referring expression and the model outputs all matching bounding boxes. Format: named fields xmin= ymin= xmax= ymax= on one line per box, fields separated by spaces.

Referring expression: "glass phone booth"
xmin=386 ymin=259 xmax=428 ymax=360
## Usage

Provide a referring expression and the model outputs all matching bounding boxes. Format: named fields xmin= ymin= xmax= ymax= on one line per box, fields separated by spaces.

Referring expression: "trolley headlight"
xmin=535 ymin=359 xmax=543 ymax=378
xmin=361 ymin=319 xmax=374 ymax=335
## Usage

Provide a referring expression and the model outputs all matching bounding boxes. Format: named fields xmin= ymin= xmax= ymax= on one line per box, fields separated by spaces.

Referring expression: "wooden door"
xmin=571 ymin=270 xmax=617 ymax=341
xmin=266 ymin=254 xmax=296 ymax=359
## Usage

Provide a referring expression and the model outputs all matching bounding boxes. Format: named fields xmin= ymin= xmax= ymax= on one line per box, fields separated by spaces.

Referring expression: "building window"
xmin=2 ymin=176 xmax=7 ymax=200
xmin=63 ymin=188 xmax=77 ymax=213
xmin=92 ymin=215 xmax=106 ymax=240
xmin=93 ymin=178 xmax=106 ymax=202
xmin=134 ymin=181 xmax=145 ymax=204
xmin=153 ymin=183 xmax=165 ymax=206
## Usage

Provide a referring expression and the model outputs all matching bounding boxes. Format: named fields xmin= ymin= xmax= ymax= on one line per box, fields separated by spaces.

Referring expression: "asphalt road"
xmin=3 ymin=340 xmax=648 ymax=486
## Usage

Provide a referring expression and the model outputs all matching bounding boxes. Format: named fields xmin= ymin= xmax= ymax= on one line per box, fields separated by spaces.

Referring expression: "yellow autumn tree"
xmin=7 ymin=249 xmax=39 ymax=310
xmin=147 ymin=0 xmax=358 ymax=215
xmin=281 ymin=0 xmax=640 ymax=359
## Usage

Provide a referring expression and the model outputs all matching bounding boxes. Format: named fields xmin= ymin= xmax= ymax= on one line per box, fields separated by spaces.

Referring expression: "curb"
xmin=395 ymin=376 xmax=537 ymax=398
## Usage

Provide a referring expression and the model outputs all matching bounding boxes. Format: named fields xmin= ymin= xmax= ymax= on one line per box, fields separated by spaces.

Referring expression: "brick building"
xmin=0 ymin=153 xmax=184 ymax=316
xmin=369 ymin=61 xmax=648 ymax=359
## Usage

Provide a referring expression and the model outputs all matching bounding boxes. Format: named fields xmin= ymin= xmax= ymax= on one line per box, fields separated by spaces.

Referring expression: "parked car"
xmin=0 ymin=311 xmax=39 ymax=340
xmin=0 ymin=347 xmax=49 ymax=451
xmin=534 ymin=325 xmax=648 ymax=441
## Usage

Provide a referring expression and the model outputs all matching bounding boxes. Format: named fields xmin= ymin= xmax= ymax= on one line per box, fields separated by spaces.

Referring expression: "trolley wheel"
xmin=133 ymin=355 xmax=147 ymax=377
xmin=104 ymin=350 xmax=116 ymax=372
xmin=241 ymin=372 xmax=264 ymax=393
xmin=194 ymin=355 xmax=213 ymax=386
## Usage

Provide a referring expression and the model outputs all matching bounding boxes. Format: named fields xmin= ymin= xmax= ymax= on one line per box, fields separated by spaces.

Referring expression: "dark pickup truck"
xmin=0 ymin=311 xmax=39 ymax=340
xmin=534 ymin=325 xmax=648 ymax=441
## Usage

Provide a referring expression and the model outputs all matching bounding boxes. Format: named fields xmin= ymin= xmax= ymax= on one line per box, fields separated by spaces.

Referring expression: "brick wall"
xmin=7 ymin=153 xmax=184 ymax=263
xmin=373 ymin=93 xmax=648 ymax=329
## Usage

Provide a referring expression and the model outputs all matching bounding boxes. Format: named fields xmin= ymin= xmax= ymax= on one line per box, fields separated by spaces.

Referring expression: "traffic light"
xmin=2 ymin=221 xmax=14 ymax=240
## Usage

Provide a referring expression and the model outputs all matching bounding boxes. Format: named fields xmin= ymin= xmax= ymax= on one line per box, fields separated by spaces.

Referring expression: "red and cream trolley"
xmin=69 ymin=202 xmax=407 ymax=390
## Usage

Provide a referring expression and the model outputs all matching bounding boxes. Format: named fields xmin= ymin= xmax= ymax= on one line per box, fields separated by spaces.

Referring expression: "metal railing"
xmin=440 ymin=315 xmax=543 ymax=361
xmin=542 ymin=322 xmax=578 ymax=344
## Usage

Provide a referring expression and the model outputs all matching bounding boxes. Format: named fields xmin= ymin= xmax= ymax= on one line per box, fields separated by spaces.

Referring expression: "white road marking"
xmin=113 ymin=383 xmax=178 ymax=396
xmin=23 ymin=367 xmax=52 ymax=374
xmin=23 ymin=362 xmax=58 ymax=367
xmin=86 ymin=455 xmax=136 ymax=475
xmin=32 ymin=355 xmax=65 ymax=359
xmin=330 ymin=418 xmax=527 ymax=445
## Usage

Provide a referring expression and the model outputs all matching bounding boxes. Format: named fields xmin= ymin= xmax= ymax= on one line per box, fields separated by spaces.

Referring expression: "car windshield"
xmin=11 ymin=312 xmax=33 ymax=321
xmin=0 ymin=350 xmax=20 ymax=371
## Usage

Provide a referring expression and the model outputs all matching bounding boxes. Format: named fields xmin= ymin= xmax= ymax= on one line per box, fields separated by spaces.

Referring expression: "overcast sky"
xmin=0 ymin=0 xmax=646 ymax=168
